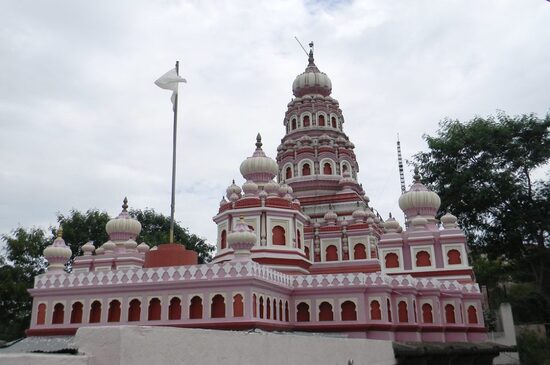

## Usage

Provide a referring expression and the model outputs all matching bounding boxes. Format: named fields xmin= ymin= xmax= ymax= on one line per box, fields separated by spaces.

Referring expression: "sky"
xmin=1 ymin=0 xmax=549 ymax=250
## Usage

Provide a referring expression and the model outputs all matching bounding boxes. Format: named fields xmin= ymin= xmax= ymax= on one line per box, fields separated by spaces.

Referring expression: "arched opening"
xmin=341 ymin=301 xmax=357 ymax=321
xmin=416 ymin=251 xmax=431 ymax=267
xmin=467 ymin=305 xmax=478 ymax=324
xmin=89 ymin=301 xmax=101 ymax=323
xmin=387 ymin=299 xmax=392 ymax=322
xmin=302 ymin=163 xmax=311 ymax=176
xmin=285 ymin=166 xmax=292 ymax=179
xmin=272 ymin=226 xmax=286 ymax=246
xmin=285 ymin=301 xmax=289 ymax=321
xmin=266 ymin=298 xmax=271 ymax=319
xmin=37 ymin=303 xmax=46 ymax=325
xmin=108 ymin=300 xmax=121 ymax=323
xmin=211 ymin=294 xmax=225 ymax=318
xmin=323 ymin=162 xmax=332 ymax=175
xmin=319 ymin=302 xmax=334 ymax=321
xmin=318 ymin=115 xmax=325 ymax=126
xmin=296 ymin=230 xmax=301 ymax=249
xmin=128 ymin=299 xmax=141 ymax=322
xmin=445 ymin=304 xmax=456 ymax=324
xmin=169 ymin=297 xmax=181 ymax=320
xmin=303 ymin=115 xmax=310 ymax=127
xmin=398 ymin=301 xmax=408 ymax=323
xmin=331 ymin=117 xmax=337 ymax=128
xmin=273 ymin=299 xmax=277 ymax=320
xmin=189 ymin=296 xmax=203 ymax=319
xmin=148 ymin=298 xmax=161 ymax=320
xmin=233 ymin=294 xmax=244 ymax=317
xmin=447 ymin=249 xmax=462 ymax=265
xmin=52 ymin=303 xmax=64 ymax=324
xmin=70 ymin=302 xmax=83 ymax=324
xmin=422 ymin=303 xmax=433 ymax=323
xmin=279 ymin=300 xmax=283 ymax=321
xmin=259 ymin=297 xmax=264 ymax=319
xmin=370 ymin=300 xmax=382 ymax=320
xmin=291 ymin=119 xmax=297 ymax=130
xmin=304 ymin=246 xmax=310 ymax=259
xmin=252 ymin=294 xmax=257 ymax=318
xmin=342 ymin=164 xmax=349 ymax=173
xmin=296 ymin=302 xmax=310 ymax=322
xmin=221 ymin=230 xmax=227 ymax=250
xmin=325 ymin=245 xmax=338 ymax=261
xmin=370 ymin=245 xmax=378 ymax=259
xmin=385 ymin=253 xmax=399 ymax=268
xmin=354 ymin=244 xmax=367 ymax=260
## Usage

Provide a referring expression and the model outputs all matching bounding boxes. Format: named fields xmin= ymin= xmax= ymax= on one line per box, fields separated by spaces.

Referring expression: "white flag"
xmin=155 ymin=68 xmax=187 ymax=109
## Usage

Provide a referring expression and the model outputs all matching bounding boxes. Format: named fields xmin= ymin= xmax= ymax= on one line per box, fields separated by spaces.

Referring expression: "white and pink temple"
xmin=26 ymin=47 xmax=486 ymax=343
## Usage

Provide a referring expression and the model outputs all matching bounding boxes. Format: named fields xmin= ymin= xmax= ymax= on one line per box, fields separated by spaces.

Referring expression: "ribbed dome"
xmin=398 ymin=172 xmax=441 ymax=218
xmin=240 ymin=134 xmax=278 ymax=184
xmin=228 ymin=218 xmax=256 ymax=246
xmin=105 ymin=198 xmax=142 ymax=241
xmin=292 ymin=46 xmax=332 ymax=97
xmin=43 ymin=226 xmax=72 ymax=271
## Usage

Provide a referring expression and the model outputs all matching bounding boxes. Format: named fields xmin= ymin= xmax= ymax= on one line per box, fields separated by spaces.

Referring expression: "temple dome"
xmin=292 ymin=45 xmax=332 ymax=97
xmin=240 ymin=134 xmax=278 ymax=184
xmin=105 ymin=198 xmax=142 ymax=241
xmin=398 ymin=171 xmax=441 ymax=218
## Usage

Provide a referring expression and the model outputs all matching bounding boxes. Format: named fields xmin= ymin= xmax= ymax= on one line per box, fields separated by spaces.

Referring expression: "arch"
xmin=211 ymin=294 xmax=225 ymax=318
xmin=325 ymin=245 xmax=338 ymax=261
xmin=252 ymin=294 xmax=257 ymax=318
xmin=398 ymin=301 xmax=408 ymax=323
xmin=341 ymin=301 xmax=357 ymax=321
xmin=370 ymin=245 xmax=378 ymax=259
xmin=221 ymin=230 xmax=227 ymax=250
xmin=89 ymin=300 xmax=101 ymax=323
xmin=108 ymin=300 xmax=121 ymax=322
xmin=128 ymin=299 xmax=141 ymax=322
xmin=422 ymin=303 xmax=433 ymax=323
xmin=52 ymin=303 xmax=64 ymax=324
xmin=285 ymin=301 xmax=289 ymax=321
xmin=341 ymin=162 xmax=350 ymax=174
xmin=385 ymin=252 xmax=399 ymax=268
xmin=291 ymin=118 xmax=297 ymax=130
xmin=266 ymin=298 xmax=271 ymax=319
xmin=279 ymin=299 xmax=283 ymax=321
xmin=285 ymin=166 xmax=292 ymax=179
xmin=323 ymin=162 xmax=333 ymax=175
xmin=233 ymin=294 xmax=244 ymax=317
xmin=273 ymin=298 xmax=277 ymax=320
xmin=331 ymin=117 xmax=337 ymax=128
xmin=272 ymin=226 xmax=286 ymax=246
xmin=303 ymin=115 xmax=310 ymax=127
xmin=302 ymin=163 xmax=311 ymax=176
xmin=447 ymin=249 xmax=462 ymax=265
xmin=37 ymin=303 xmax=46 ymax=325
xmin=387 ymin=299 xmax=392 ymax=322
xmin=353 ymin=243 xmax=367 ymax=260
xmin=416 ymin=250 xmax=431 ymax=267
xmin=70 ymin=302 xmax=83 ymax=324
xmin=467 ymin=305 xmax=478 ymax=324
xmin=318 ymin=114 xmax=325 ymax=126
xmin=304 ymin=246 xmax=310 ymax=259
xmin=148 ymin=298 xmax=161 ymax=320
xmin=445 ymin=304 xmax=456 ymax=324
xmin=189 ymin=296 xmax=203 ymax=319
xmin=296 ymin=230 xmax=301 ymax=249
xmin=370 ymin=300 xmax=382 ymax=320
xmin=259 ymin=296 xmax=264 ymax=319
xmin=169 ymin=297 xmax=181 ymax=320
xmin=319 ymin=302 xmax=334 ymax=321
xmin=296 ymin=302 xmax=310 ymax=322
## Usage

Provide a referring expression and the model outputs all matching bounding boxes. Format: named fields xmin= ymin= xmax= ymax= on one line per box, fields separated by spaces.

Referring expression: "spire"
xmin=255 ymin=133 xmax=262 ymax=149
xmin=122 ymin=197 xmax=129 ymax=212
xmin=57 ymin=225 xmax=63 ymax=238
xmin=413 ymin=168 xmax=421 ymax=183
xmin=308 ymin=41 xmax=315 ymax=66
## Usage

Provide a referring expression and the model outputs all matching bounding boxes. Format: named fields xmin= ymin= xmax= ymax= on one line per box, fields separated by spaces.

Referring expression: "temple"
xmin=26 ymin=45 xmax=486 ymax=343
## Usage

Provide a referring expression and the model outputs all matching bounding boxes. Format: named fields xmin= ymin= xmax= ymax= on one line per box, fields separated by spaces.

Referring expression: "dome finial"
xmin=413 ymin=168 xmax=421 ymax=183
xmin=308 ymin=41 xmax=315 ymax=66
xmin=122 ymin=197 xmax=129 ymax=211
xmin=57 ymin=225 xmax=63 ymax=238
xmin=256 ymin=133 xmax=262 ymax=149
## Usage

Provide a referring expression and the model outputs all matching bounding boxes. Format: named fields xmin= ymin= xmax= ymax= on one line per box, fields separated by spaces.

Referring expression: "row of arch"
xmin=252 ymin=295 xmax=290 ymax=321
xmin=287 ymin=114 xmax=340 ymax=132
xmin=384 ymin=249 xmax=462 ymax=269
xmin=37 ymin=294 xmax=247 ymax=325
xmin=283 ymin=160 xmax=352 ymax=179
xmin=220 ymin=225 xmax=289 ymax=250
xmin=296 ymin=301 xmax=357 ymax=322
xmin=323 ymin=243 xmax=377 ymax=262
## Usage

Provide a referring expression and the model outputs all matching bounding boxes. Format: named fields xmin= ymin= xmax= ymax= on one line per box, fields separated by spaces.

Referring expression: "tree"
xmin=414 ymin=112 xmax=550 ymax=295
xmin=0 ymin=208 xmax=214 ymax=341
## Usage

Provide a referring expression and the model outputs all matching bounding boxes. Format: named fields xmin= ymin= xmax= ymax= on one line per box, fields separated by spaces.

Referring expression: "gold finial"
xmin=413 ymin=168 xmax=421 ymax=183
xmin=122 ymin=197 xmax=129 ymax=211
xmin=57 ymin=225 xmax=63 ymax=238
xmin=255 ymin=133 xmax=262 ymax=149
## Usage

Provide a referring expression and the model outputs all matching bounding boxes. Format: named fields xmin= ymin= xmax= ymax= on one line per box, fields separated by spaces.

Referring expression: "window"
xmin=169 ymin=297 xmax=181 ymax=320
xmin=467 ymin=305 xmax=478 ymax=324
xmin=304 ymin=246 xmax=310 ymax=259
xmin=266 ymin=298 xmax=271 ymax=319
xmin=342 ymin=164 xmax=349 ymax=173
xmin=273 ymin=299 xmax=277 ymax=320
xmin=445 ymin=304 xmax=456 ymax=324
xmin=303 ymin=115 xmax=310 ymax=127
xmin=447 ymin=249 xmax=462 ymax=265
xmin=291 ymin=119 xmax=297 ymax=130
xmin=341 ymin=301 xmax=357 ymax=321
xmin=297 ymin=302 xmax=310 ymax=322
xmin=422 ymin=303 xmax=433 ymax=324
xmin=385 ymin=253 xmax=399 ymax=268
xmin=52 ymin=303 xmax=64 ymax=324
xmin=285 ymin=166 xmax=292 ymax=179
xmin=108 ymin=300 xmax=121 ymax=323
xmin=416 ymin=251 xmax=431 ymax=267
xmin=37 ymin=303 xmax=46 ymax=325
xmin=211 ymin=294 xmax=225 ymax=318
xmin=323 ymin=162 xmax=332 ymax=175
xmin=89 ymin=301 xmax=101 ymax=323
xmin=233 ymin=294 xmax=244 ymax=317
xmin=189 ymin=296 xmax=203 ymax=319
xmin=221 ymin=230 xmax=227 ymax=249
xmin=259 ymin=297 xmax=264 ymax=319
xmin=253 ymin=294 xmax=257 ymax=318
xmin=325 ymin=245 xmax=338 ymax=261
xmin=318 ymin=115 xmax=325 ymax=126
xmin=302 ymin=163 xmax=311 ymax=176
xmin=272 ymin=226 xmax=286 ymax=246
xmin=370 ymin=300 xmax=381 ymax=320
xmin=279 ymin=300 xmax=283 ymax=321
xmin=398 ymin=301 xmax=408 ymax=323
xmin=319 ymin=302 xmax=334 ymax=321
xmin=128 ymin=299 xmax=141 ymax=321
xmin=70 ymin=302 xmax=83 ymax=324
xmin=285 ymin=301 xmax=289 ymax=321
xmin=331 ymin=117 xmax=337 ymax=128
xmin=354 ymin=244 xmax=367 ymax=260
xmin=148 ymin=298 xmax=161 ymax=320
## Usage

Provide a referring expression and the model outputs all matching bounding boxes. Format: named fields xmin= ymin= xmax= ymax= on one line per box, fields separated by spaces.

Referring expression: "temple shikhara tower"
xmin=26 ymin=46 xmax=486 ymax=343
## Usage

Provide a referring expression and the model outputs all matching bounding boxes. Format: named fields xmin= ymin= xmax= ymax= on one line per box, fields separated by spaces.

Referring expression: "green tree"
xmin=413 ymin=112 xmax=550 ymax=316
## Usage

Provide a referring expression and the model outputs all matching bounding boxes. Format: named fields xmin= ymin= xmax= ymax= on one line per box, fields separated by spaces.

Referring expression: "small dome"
xmin=264 ymin=180 xmax=280 ymax=196
xmin=43 ymin=226 xmax=72 ymax=271
xmin=219 ymin=196 xmax=228 ymax=207
xmin=226 ymin=180 xmax=242 ymax=200
xmin=106 ymin=198 xmax=142 ymax=241
xmin=227 ymin=218 xmax=256 ymax=246
xmin=440 ymin=212 xmax=458 ymax=229
xmin=352 ymin=207 xmax=367 ymax=222
xmin=229 ymin=192 xmax=240 ymax=202
xmin=242 ymin=180 xmax=259 ymax=197
xmin=95 ymin=247 xmax=105 ymax=255
xmin=398 ymin=171 xmax=441 ymax=218
xmin=292 ymin=45 xmax=332 ymax=97
xmin=82 ymin=241 xmax=95 ymax=256
xmin=384 ymin=215 xmax=401 ymax=233
xmin=324 ymin=208 xmax=337 ymax=224
xmin=258 ymin=189 xmax=268 ymax=199
xmin=240 ymin=134 xmax=278 ymax=183
xmin=102 ymin=240 xmax=116 ymax=253
xmin=124 ymin=239 xmax=138 ymax=252
xmin=137 ymin=242 xmax=150 ymax=253
xmin=411 ymin=216 xmax=428 ymax=228
xmin=279 ymin=181 xmax=293 ymax=196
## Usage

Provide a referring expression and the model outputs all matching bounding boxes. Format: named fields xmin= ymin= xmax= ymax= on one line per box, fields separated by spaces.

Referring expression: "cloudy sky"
xmin=1 ymin=0 xmax=549 ymax=249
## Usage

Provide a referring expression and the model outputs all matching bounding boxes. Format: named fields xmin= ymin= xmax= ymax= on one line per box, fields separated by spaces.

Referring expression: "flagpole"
xmin=169 ymin=60 xmax=179 ymax=243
